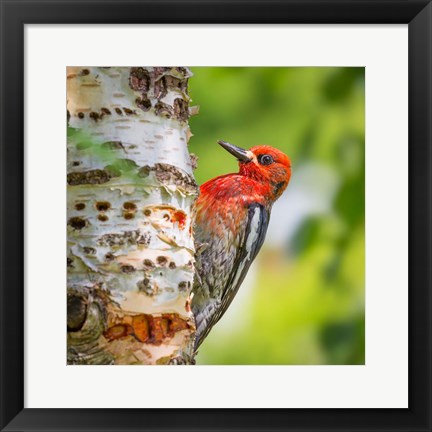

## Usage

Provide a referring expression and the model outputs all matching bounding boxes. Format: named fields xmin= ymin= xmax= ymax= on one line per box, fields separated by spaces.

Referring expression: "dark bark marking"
xmin=123 ymin=107 xmax=136 ymax=116
xmin=105 ymin=252 xmax=115 ymax=261
xmin=156 ymin=256 xmax=168 ymax=266
xmin=120 ymin=264 xmax=136 ymax=274
xmin=178 ymin=281 xmax=188 ymax=292
xmin=143 ymin=259 xmax=155 ymax=269
xmin=101 ymin=140 xmax=125 ymax=151
xmin=173 ymin=98 xmax=189 ymax=121
xmin=75 ymin=202 xmax=86 ymax=211
xmin=129 ymin=67 xmax=190 ymax=120
xmin=83 ymin=246 xmax=96 ymax=255
xmin=138 ymin=163 xmax=198 ymax=193
xmin=67 ymin=169 xmax=116 ymax=185
xmin=137 ymin=278 xmax=154 ymax=296
xmin=97 ymin=230 xmax=150 ymax=247
xmin=154 ymin=163 xmax=198 ymax=194
xmin=67 ymin=293 xmax=88 ymax=332
xmin=68 ymin=217 xmax=88 ymax=230
xmin=129 ymin=67 xmax=151 ymax=92
xmin=189 ymin=153 xmax=199 ymax=170
xmin=135 ymin=97 xmax=152 ymax=111
xmin=95 ymin=201 xmax=111 ymax=212
xmin=123 ymin=202 xmax=137 ymax=211
xmin=89 ymin=111 xmax=100 ymax=121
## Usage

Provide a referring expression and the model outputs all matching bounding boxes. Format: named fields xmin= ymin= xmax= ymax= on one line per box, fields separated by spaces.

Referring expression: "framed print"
xmin=1 ymin=0 xmax=431 ymax=431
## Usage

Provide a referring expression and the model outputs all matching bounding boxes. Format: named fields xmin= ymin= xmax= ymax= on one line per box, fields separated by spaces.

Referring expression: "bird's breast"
xmin=195 ymin=174 xmax=268 ymax=238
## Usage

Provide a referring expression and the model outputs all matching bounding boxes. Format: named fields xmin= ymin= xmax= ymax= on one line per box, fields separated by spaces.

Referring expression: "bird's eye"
xmin=258 ymin=154 xmax=274 ymax=166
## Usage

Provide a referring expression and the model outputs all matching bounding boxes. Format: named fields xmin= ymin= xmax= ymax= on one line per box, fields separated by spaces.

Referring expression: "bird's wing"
xmin=193 ymin=203 xmax=270 ymax=349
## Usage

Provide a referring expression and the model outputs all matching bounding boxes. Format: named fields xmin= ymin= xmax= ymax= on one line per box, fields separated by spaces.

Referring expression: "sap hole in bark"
xmin=105 ymin=252 xmax=115 ymax=261
xmin=178 ymin=281 xmax=188 ymax=292
xmin=123 ymin=107 xmax=136 ymax=116
xmin=169 ymin=261 xmax=176 ymax=269
xmin=143 ymin=259 xmax=155 ymax=269
xmin=79 ymin=68 xmax=90 ymax=76
xmin=83 ymin=246 xmax=96 ymax=255
xmin=98 ymin=214 xmax=109 ymax=222
xmin=123 ymin=202 xmax=137 ymax=211
xmin=123 ymin=212 xmax=135 ymax=220
xmin=95 ymin=201 xmax=111 ymax=212
xmin=89 ymin=112 xmax=100 ymax=121
xmin=67 ymin=293 xmax=88 ymax=332
xmin=75 ymin=202 xmax=86 ymax=211
xmin=115 ymin=107 xmax=123 ymax=115
xmin=68 ymin=217 xmax=88 ymax=230
xmin=121 ymin=264 xmax=136 ymax=274
xmin=135 ymin=97 xmax=151 ymax=111
xmin=143 ymin=209 xmax=152 ymax=216
xmin=67 ymin=257 xmax=74 ymax=268
xmin=77 ymin=112 xmax=84 ymax=119
xmin=72 ymin=161 xmax=81 ymax=167
xmin=156 ymin=256 xmax=168 ymax=266
xmin=101 ymin=107 xmax=111 ymax=115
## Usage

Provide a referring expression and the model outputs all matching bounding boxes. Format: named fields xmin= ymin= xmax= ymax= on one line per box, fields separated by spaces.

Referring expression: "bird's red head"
xmin=218 ymin=140 xmax=292 ymax=200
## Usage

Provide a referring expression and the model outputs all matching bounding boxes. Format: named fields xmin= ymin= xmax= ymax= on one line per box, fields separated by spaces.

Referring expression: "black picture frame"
xmin=1 ymin=1 xmax=431 ymax=431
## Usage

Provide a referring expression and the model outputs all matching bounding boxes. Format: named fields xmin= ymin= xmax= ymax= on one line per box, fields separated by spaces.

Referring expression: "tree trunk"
xmin=66 ymin=67 xmax=198 ymax=365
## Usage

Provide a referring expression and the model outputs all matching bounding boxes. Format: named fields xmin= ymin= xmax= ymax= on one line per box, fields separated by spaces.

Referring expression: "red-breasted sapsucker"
xmin=192 ymin=140 xmax=292 ymax=350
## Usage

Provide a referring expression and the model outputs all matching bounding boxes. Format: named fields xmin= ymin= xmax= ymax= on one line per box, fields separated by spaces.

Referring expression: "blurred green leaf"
xmin=189 ymin=67 xmax=365 ymax=365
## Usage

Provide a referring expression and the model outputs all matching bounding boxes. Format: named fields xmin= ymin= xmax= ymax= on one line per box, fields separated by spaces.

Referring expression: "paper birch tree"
xmin=67 ymin=67 xmax=198 ymax=365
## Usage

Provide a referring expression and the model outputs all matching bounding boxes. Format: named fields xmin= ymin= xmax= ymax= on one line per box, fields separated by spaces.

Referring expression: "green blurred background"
xmin=188 ymin=67 xmax=365 ymax=365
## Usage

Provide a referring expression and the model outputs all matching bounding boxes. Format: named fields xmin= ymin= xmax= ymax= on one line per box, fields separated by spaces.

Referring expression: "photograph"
xmin=3 ymin=0 xmax=431 ymax=429
xmin=67 ymin=66 xmax=365 ymax=365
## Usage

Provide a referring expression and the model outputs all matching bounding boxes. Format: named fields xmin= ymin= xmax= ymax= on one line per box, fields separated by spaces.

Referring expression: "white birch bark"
xmin=67 ymin=67 xmax=198 ymax=365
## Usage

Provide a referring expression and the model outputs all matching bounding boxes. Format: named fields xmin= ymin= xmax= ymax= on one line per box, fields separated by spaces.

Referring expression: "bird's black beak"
xmin=218 ymin=140 xmax=253 ymax=163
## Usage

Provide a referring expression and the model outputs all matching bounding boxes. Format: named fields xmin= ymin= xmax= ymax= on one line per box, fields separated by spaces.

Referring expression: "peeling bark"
xmin=67 ymin=67 xmax=198 ymax=365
